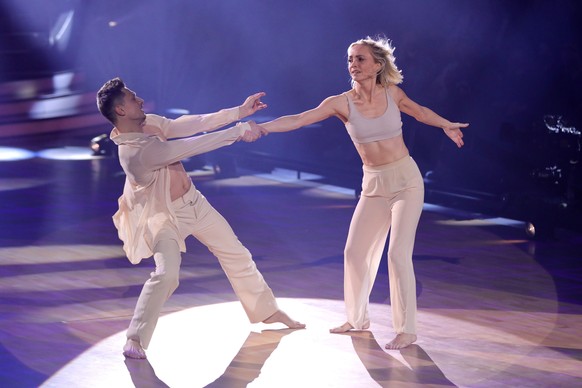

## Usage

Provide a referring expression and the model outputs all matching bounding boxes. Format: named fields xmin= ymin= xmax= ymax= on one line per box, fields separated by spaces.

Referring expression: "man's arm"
xmin=153 ymin=109 xmax=240 ymax=139
xmin=140 ymin=123 xmax=250 ymax=170
xmin=157 ymin=92 xmax=267 ymax=139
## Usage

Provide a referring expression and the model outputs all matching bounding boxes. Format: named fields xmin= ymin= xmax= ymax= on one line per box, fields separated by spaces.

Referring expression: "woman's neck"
xmin=353 ymin=81 xmax=384 ymax=103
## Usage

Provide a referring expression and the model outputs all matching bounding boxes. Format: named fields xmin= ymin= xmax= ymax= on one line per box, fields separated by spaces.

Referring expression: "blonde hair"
xmin=349 ymin=36 xmax=403 ymax=87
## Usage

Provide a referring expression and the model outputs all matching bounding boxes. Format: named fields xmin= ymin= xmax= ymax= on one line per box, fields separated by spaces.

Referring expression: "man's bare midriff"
xmin=353 ymin=134 xmax=410 ymax=166
xmin=169 ymin=162 xmax=193 ymax=201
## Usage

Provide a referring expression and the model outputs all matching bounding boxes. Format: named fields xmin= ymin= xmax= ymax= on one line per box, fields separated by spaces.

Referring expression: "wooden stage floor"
xmin=1 ymin=138 xmax=581 ymax=387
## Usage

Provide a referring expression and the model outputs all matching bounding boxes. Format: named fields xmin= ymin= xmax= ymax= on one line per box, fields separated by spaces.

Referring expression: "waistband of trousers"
xmin=362 ymin=155 xmax=413 ymax=173
xmin=171 ymin=184 xmax=196 ymax=206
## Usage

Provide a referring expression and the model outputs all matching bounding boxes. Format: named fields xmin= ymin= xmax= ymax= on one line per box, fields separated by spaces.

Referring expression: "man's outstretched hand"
xmin=239 ymin=92 xmax=268 ymax=119
xmin=240 ymin=121 xmax=269 ymax=142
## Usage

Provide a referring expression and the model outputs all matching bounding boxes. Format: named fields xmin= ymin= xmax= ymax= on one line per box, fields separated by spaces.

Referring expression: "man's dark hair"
xmin=96 ymin=77 xmax=126 ymax=124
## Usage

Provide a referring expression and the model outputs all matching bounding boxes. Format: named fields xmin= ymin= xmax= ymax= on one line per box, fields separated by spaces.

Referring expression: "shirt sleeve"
xmin=138 ymin=122 xmax=249 ymax=171
xmin=147 ymin=108 xmax=240 ymax=139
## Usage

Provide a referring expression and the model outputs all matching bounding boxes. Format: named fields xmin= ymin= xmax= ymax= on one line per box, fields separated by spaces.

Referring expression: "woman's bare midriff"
xmin=354 ymin=135 xmax=409 ymax=167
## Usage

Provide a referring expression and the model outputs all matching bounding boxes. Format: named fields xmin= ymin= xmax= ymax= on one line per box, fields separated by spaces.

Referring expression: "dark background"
xmin=1 ymin=0 xmax=581 ymax=234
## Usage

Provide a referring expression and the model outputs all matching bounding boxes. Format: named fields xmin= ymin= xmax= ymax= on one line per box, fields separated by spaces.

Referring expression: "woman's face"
xmin=347 ymin=44 xmax=380 ymax=84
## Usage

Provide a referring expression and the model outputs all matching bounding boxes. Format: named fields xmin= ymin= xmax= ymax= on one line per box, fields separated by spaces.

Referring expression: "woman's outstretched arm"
xmin=262 ymin=95 xmax=345 ymax=133
xmin=391 ymin=85 xmax=469 ymax=148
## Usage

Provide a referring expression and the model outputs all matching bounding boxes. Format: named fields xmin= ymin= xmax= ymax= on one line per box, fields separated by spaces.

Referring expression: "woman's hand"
xmin=443 ymin=123 xmax=469 ymax=148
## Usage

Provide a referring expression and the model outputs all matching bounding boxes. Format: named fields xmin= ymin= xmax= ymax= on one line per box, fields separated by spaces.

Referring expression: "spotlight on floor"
xmin=90 ymin=134 xmax=115 ymax=156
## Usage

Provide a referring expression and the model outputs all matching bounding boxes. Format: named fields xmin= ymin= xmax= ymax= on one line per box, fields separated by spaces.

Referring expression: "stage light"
xmin=525 ymin=221 xmax=555 ymax=240
xmin=51 ymin=72 xmax=75 ymax=96
xmin=90 ymin=134 xmax=115 ymax=156
xmin=0 ymin=147 xmax=35 ymax=161
xmin=37 ymin=146 xmax=99 ymax=160
xmin=167 ymin=108 xmax=190 ymax=115
xmin=49 ymin=10 xmax=74 ymax=52
xmin=525 ymin=222 xmax=536 ymax=239
xmin=28 ymin=94 xmax=82 ymax=119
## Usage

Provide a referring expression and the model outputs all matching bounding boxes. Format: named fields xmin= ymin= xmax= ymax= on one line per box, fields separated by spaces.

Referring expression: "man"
xmin=96 ymin=78 xmax=304 ymax=359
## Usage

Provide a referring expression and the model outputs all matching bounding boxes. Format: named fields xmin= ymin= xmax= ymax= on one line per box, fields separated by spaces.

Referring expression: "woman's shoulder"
xmin=320 ymin=91 xmax=351 ymax=105
xmin=329 ymin=90 xmax=355 ymax=103
xmin=331 ymin=90 xmax=352 ymax=98
xmin=315 ymin=91 xmax=350 ymax=119
xmin=386 ymin=84 xmax=405 ymax=102
xmin=386 ymin=84 xmax=403 ymax=93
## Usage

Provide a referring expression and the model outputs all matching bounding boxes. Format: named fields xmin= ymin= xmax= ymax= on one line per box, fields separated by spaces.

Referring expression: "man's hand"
xmin=239 ymin=92 xmax=268 ymax=119
xmin=240 ymin=121 xmax=269 ymax=142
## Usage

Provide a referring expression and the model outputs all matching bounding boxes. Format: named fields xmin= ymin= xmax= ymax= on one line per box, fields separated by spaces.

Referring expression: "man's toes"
xmin=291 ymin=321 xmax=306 ymax=329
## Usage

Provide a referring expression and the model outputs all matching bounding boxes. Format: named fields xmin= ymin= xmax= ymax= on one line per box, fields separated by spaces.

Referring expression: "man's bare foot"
xmin=329 ymin=322 xmax=370 ymax=333
xmin=123 ymin=339 xmax=147 ymax=359
xmin=385 ymin=333 xmax=417 ymax=350
xmin=263 ymin=310 xmax=306 ymax=329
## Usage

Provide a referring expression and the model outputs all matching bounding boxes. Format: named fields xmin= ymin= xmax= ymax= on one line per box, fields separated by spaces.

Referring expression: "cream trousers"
xmin=344 ymin=156 xmax=424 ymax=334
xmin=127 ymin=184 xmax=278 ymax=348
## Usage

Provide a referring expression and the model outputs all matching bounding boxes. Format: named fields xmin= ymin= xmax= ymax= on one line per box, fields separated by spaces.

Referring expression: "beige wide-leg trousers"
xmin=127 ymin=184 xmax=279 ymax=349
xmin=343 ymin=156 xmax=424 ymax=334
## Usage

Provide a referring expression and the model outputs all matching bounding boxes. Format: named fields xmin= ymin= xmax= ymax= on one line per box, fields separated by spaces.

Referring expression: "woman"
xmin=261 ymin=36 xmax=468 ymax=349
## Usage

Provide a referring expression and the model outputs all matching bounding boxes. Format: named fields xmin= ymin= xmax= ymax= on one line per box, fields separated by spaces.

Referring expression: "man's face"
xmin=118 ymin=88 xmax=146 ymax=123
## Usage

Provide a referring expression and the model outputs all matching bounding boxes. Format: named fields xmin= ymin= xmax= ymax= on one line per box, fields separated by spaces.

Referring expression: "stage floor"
xmin=1 ymin=140 xmax=581 ymax=387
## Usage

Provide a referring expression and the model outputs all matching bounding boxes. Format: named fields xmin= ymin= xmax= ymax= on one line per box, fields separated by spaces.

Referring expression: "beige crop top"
xmin=344 ymin=88 xmax=403 ymax=144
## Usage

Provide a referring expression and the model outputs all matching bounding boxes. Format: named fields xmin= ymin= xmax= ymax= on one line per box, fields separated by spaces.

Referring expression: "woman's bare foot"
xmin=329 ymin=322 xmax=370 ymax=333
xmin=385 ymin=333 xmax=417 ymax=350
xmin=123 ymin=339 xmax=147 ymax=359
xmin=263 ymin=310 xmax=306 ymax=329
xmin=329 ymin=322 xmax=353 ymax=333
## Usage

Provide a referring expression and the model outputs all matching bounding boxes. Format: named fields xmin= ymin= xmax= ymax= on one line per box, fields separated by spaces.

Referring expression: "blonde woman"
xmin=261 ymin=36 xmax=468 ymax=349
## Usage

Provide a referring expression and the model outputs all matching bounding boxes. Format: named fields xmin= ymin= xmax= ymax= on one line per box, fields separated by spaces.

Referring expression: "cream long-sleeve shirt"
xmin=110 ymin=107 xmax=248 ymax=264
